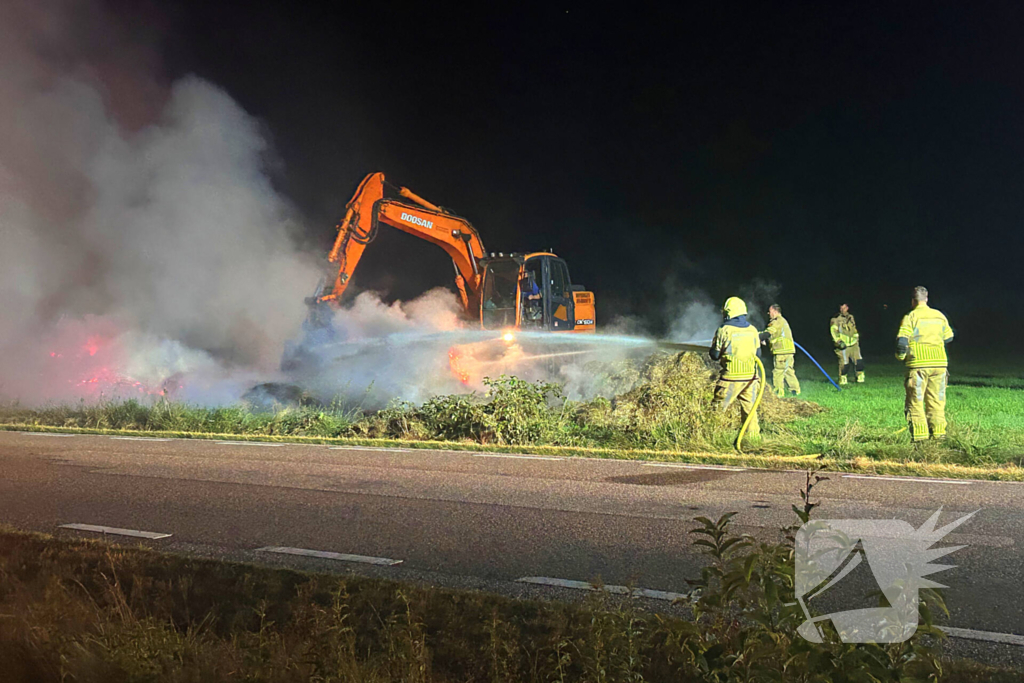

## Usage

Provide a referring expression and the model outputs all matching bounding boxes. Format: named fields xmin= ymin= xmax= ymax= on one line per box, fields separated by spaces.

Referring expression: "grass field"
xmin=773 ymin=354 xmax=1024 ymax=467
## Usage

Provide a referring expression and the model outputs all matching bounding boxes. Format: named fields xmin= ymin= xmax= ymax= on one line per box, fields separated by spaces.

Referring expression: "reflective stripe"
xmin=768 ymin=316 xmax=796 ymax=355
xmin=717 ymin=324 xmax=760 ymax=380
xmin=724 ymin=358 xmax=756 ymax=379
xmin=906 ymin=342 xmax=948 ymax=368
xmin=832 ymin=315 xmax=859 ymax=346
xmin=899 ymin=306 xmax=952 ymax=368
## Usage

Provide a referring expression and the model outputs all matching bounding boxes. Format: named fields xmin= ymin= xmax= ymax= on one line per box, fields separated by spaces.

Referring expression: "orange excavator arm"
xmin=316 ymin=172 xmax=488 ymax=314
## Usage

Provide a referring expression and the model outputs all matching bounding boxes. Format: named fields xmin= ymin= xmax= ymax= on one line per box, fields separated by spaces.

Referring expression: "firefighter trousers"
xmin=713 ymin=377 xmax=760 ymax=437
xmin=835 ymin=343 xmax=864 ymax=381
xmin=772 ymin=353 xmax=800 ymax=396
xmin=905 ymin=368 xmax=948 ymax=441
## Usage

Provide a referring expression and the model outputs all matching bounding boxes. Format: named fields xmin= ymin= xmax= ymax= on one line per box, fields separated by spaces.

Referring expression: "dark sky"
xmin=159 ymin=2 xmax=1024 ymax=356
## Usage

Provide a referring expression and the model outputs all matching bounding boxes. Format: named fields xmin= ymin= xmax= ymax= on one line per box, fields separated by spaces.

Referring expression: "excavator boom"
xmin=317 ymin=172 xmax=487 ymax=313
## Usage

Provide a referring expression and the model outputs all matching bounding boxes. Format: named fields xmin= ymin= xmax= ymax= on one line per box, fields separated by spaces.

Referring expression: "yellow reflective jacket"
xmin=830 ymin=312 xmax=859 ymax=347
xmin=765 ymin=315 xmax=796 ymax=355
xmin=711 ymin=320 xmax=761 ymax=380
xmin=896 ymin=304 xmax=953 ymax=368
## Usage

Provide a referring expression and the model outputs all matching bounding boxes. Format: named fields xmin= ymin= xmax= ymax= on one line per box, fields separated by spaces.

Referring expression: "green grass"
xmin=776 ymin=356 xmax=1024 ymax=468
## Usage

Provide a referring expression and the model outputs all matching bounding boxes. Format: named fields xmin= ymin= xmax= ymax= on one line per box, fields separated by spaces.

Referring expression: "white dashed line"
xmin=59 ymin=523 xmax=172 ymax=539
xmin=110 ymin=436 xmax=173 ymax=442
xmin=644 ymin=462 xmax=747 ymax=471
xmin=940 ymin=626 xmax=1024 ymax=646
xmin=842 ymin=475 xmax=972 ymax=485
xmin=473 ymin=453 xmax=562 ymax=461
xmin=19 ymin=432 xmax=76 ymax=437
xmin=516 ymin=576 xmax=688 ymax=602
xmin=328 ymin=446 xmax=418 ymax=452
xmin=256 ymin=546 xmax=402 ymax=566
xmin=215 ymin=441 xmax=283 ymax=447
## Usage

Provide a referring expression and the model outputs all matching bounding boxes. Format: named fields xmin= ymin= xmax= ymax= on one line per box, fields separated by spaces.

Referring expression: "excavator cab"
xmin=480 ymin=258 xmax=520 ymax=329
xmin=479 ymin=253 xmax=595 ymax=333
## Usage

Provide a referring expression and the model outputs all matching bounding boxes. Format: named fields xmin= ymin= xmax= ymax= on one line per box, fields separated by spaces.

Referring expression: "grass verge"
xmin=4 ymin=350 xmax=1023 ymax=478
xmin=1 ymin=422 xmax=1022 ymax=481
xmin=1 ymin=522 xmax=1021 ymax=682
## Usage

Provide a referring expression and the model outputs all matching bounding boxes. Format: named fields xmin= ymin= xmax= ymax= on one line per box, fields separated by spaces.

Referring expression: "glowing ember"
xmin=83 ymin=338 xmax=101 ymax=356
xmin=44 ymin=329 xmax=179 ymax=399
xmin=448 ymin=346 xmax=472 ymax=385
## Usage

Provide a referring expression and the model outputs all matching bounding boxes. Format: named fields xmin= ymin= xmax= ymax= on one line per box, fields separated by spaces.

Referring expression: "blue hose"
xmin=794 ymin=341 xmax=842 ymax=392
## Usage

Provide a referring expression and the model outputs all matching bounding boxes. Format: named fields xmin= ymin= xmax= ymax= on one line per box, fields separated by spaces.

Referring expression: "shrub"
xmin=481 ymin=375 xmax=562 ymax=445
xmin=419 ymin=394 xmax=489 ymax=442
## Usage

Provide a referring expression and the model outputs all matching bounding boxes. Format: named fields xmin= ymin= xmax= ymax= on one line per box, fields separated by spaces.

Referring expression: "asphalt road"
xmin=1 ymin=431 xmax=1022 ymax=663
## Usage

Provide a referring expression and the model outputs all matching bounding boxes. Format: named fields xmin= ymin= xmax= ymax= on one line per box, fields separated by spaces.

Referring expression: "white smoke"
xmin=0 ymin=0 xmax=319 ymax=405
xmin=281 ymin=288 xmax=482 ymax=407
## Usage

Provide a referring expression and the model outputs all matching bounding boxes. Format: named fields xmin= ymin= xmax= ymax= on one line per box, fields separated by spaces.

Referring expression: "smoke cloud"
xmin=0 ymin=0 xmax=319 ymax=404
xmin=0 ymin=1 xmax=786 ymax=410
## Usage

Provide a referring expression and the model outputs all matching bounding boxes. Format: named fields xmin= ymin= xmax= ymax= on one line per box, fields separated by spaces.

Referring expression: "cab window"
xmin=549 ymin=260 xmax=570 ymax=298
xmin=481 ymin=260 xmax=519 ymax=329
xmin=521 ymin=259 xmax=544 ymax=328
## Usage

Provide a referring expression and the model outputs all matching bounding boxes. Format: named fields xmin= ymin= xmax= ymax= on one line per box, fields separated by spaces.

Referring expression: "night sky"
xmin=159 ymin=2 xmax=1024 ymax=357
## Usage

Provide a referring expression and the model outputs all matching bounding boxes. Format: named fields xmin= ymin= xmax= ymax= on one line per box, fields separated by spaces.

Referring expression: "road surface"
xmin=1 ymin=430 xmax=1022 ymax=663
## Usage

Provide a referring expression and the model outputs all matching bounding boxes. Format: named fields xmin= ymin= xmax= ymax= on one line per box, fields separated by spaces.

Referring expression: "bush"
xmin=675 ymin=469 xmax=949 ymax=681
xmin=481 ymin=375 xmax=562 ymax=445
xmin=419 ymin=394 xmax=489 ymax=442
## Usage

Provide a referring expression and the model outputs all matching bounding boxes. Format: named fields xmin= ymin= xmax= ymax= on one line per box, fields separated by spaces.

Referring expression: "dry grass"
xmin=0 ymin=525 xmax=1019 ymax=682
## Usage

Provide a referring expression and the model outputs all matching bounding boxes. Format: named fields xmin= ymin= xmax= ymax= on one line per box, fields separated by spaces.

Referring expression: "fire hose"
xmin=794 ymin=341 xmax=842 ymax=392
xmin=735 ymin=355 xmax=766 ymax=453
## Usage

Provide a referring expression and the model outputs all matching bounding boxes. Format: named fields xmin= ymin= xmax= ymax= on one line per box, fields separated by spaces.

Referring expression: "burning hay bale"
xmin=567 ymin=351 xmax=824 ymax=449
xmin=355 ymin=350 xmax=823 ymax=450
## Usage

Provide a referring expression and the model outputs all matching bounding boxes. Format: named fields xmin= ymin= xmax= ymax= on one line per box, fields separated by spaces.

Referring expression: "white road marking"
xmin=19 ymin=432 xmax=76 ymax=437
xmin=215 ymin=441 xmax=283 ymax=447
xmin=59 ymin=523 xmax=172 ymax=539
xmin=517 ymin=576 xmax=689 ymax=602
xmin=644 ymin=462 xmax=747 ymax=471
xmin=110 ymin=436 xmax=173 ymax=442
xmin=256 ymin=546 xmax=402 ymax=566
xmin=328 ymin=446 xmax=418 ymax=452
xmin=940 ymin=626 xmax=1024 ymax=646
xmin=842 ymin=474 xmax=972 ymax=485
xmin=473 ymin=453 xmax=562 ymax=461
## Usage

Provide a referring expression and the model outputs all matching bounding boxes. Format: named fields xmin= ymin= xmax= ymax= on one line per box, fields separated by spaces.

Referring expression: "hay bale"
xmin=572 ymin=351 xmax=823 ymax=448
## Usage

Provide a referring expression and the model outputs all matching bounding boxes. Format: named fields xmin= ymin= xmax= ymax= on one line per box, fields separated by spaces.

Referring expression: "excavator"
xmin=292 ymin=172 xmax=598 ymax=385
xmin=309 ymin=172 xmax=596 ymax=335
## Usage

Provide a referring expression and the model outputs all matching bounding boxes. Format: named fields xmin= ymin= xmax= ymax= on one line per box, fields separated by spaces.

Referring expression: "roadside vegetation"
xmin=1 ymin=480 xmax=1020 ymax=682
xmin=3 ymin=351 xmax=1024 ymax=472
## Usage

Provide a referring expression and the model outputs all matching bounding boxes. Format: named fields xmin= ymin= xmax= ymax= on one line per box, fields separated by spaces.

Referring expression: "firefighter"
xmin=896 ymin=286 xmax=954 ymax=442
xmin=710 ymin=297 xmax=762 ymax=437
xmin=760 ymin=303 xmax=800 ymax=397
xmin=830 ymin=303 xmax=864 ymax=385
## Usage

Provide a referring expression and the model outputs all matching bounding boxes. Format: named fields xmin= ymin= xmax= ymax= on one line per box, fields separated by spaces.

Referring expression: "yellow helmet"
xmin=723 ymin=296 xmax=747 ymax=318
